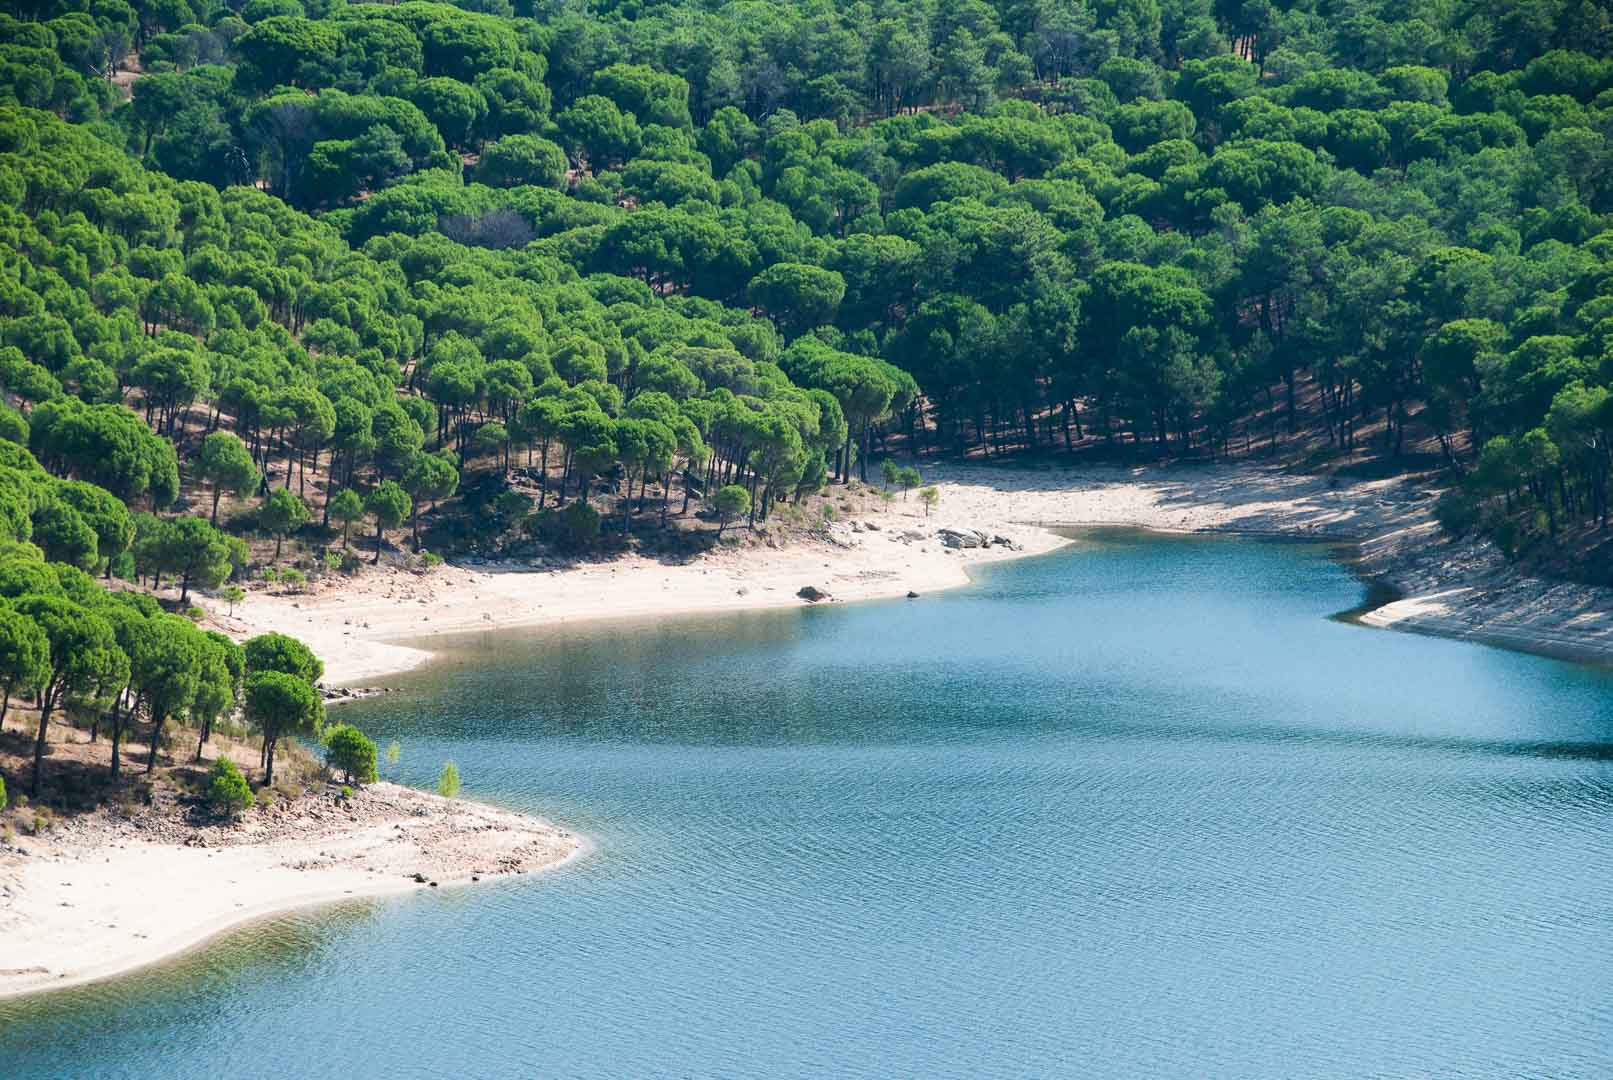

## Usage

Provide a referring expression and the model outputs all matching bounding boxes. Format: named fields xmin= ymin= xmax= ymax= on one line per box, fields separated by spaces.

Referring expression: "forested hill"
xmin=1 ymin=0 xmax=1613 ymax=581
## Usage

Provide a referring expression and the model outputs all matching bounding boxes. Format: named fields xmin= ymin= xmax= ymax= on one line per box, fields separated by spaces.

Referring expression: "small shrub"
xmin=0 ymin=774 xmax=6 ymax=812
xmin=262 ymin=567 xmax=279 ymax=584
xmin=206 ymin=759 xmax=253 ymax=818
xmin=280 ymin=568 xmax=306 ymax=592
xmin=1434 ymin=489 xmax=1480 ymax=535
xmin=919 ymin=486 xmax=939 ymax=517
xmin=437 ymin=761 xmax=462 ymax=799
xmin=897 ymin=466 xmax=921 ymax=499
xmin=1491 ymin=515 xmax=1524 ymax=558
xmin=185 ymin=605 xmax=205 ymax=621
xmin=340 ymin=785 xmax=353 ymax=799
xmin=324 ymin=724 xmax=379 ymax=785
xmin=818 ymin=502 xmax=837 ymax=521
xmin=419 ymin=551 xmax=443 ymax=569
xmin=323 ymin=550 xmax=343 ymax=573
xmin=712 ymin=484 xmax=751 ymax=534
xmin=529 ymin=502 xmax=602 ymax=552
xmin=221 ymin=585 xmax=245 ymax=615
xmin=492 ymin=490 xmax=531 ymax=519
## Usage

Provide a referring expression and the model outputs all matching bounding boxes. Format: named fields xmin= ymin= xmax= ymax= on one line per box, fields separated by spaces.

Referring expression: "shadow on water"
xmin=1087 ymin=706 xmax=1613 ymax=765
xmin=0 ymin=899 xmax=390 ymax=1032
xmin=1329 ymin=577 xmax=1404 ymax=625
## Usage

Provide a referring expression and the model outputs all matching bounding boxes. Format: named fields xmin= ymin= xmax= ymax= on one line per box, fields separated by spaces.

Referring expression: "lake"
xmin=4 ymin=529 xmax=1612 ymax=1078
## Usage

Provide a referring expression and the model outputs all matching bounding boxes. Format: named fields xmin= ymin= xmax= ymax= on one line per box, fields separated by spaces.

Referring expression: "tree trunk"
xmin=373 ymin=520 xmax=384 ymax=564
xmin=195 ymin=708 xmax=213 ymax=762
xmin=211 ymin=485 xmax=223 ymax=524
xmin=538 ymin=441 xmax=549 ymax=510
xmin=110 ymin=693 xmax=125 ymax=782
xmin=264 ymin=735 xmax=278 ymax=786
xmin=146 ymin=710 xmax=165 ymax=773
xmin=30 ymin=686 xmax=55 ymax=798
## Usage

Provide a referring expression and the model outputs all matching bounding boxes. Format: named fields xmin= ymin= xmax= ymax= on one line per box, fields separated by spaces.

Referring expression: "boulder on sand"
xmin=938 ymin=527 xmax=987 ymax=549
xmin=797 ymin=585 xmax=830 ymax=602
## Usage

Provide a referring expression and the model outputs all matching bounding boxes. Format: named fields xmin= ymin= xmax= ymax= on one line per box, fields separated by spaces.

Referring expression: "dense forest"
xmin=1 ymin=0 xmax=1612 ymax=801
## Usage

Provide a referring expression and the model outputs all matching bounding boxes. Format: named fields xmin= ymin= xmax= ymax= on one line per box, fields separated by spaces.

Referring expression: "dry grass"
xmin=0 ymin=704 xmax=322 ymax=828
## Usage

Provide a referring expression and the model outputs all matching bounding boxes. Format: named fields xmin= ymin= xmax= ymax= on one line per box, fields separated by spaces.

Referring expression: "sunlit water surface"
xmin=4 ymin=530 xmax=1613 ymax=1078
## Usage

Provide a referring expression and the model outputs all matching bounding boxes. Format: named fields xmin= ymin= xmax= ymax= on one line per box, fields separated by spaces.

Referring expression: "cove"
xmin=4 ymin=529 xmax=1612 ymax=1078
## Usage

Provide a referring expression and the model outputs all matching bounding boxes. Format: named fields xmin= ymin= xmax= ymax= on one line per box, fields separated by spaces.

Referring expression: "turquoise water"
xmin=5 ymin=530 xmax=1613 ymax=1078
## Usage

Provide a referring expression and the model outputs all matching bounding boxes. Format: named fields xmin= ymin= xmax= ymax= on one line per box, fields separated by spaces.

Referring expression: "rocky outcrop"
xmin=938 ymin=527 xmax=987 ymax=549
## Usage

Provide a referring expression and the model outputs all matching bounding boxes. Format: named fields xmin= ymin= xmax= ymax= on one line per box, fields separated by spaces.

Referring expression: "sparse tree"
xmin=260 ymin=489 xmax=310 ymax=564
xmin=245 ymin=670 xmax=324 ymax=787
xmin=713 ymin=484 xmax=751 ymax=536
xmin=364 ymin=481 xmax=411 ymax=564
xmin=206 ymin=758 xmax=253 ymax=818
xmin=197 ymin=432 xmax=259 ymax=525
xmin=328 ymin=488 xmax=364 ymax=550
xmin=324 ymin=723 xmax=378 ymax=785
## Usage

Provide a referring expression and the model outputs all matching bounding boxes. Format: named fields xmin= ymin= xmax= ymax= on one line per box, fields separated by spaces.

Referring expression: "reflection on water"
xmin=4 ymin=529 xmax=1612 ymax=1079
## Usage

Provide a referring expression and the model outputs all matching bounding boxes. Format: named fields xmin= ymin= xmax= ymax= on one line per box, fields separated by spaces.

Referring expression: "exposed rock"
xmin=819 ymin=524 xmax=857 ymax=549
xmin=906 ymin=590 xmax=919 ymax=599
xmin=796 ymin=585 xmax=830 ymax=603
xmin=322 ymin=685 xmax=390 ymax=706
xmin=938 ymin=526 xmax=987 ymax=549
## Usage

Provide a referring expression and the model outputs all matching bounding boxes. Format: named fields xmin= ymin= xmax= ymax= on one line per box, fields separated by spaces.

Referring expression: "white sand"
xmin=220 ymin=460 xmax=1464 ymax=686
xmin=0 ymin=782 xmax=580 ymax=1000
xmin=218 ymin=484 xmax=1072 ymax=686
xmin=218 ymin=461 xmax=1613 ymax=684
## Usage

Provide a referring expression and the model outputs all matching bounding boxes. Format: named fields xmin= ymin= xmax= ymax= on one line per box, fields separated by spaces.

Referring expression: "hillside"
xmin=0 ymin=0 xmax=1610 ymax=813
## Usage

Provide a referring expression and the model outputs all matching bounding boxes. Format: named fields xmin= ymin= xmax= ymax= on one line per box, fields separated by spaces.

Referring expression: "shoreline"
xmin=9 ymin=462 xmax=1608 ymax=1004
xmin=0 ymin=837 xmax=592 ymax=1006
xmin=221 ymin=461 xmax=1613 ymax=687
xmin=0 ymin=781 xmax=583 ymax=1003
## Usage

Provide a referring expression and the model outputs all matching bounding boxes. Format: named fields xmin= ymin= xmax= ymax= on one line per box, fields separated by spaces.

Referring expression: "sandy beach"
xmin=221 ymin=461 xmax=1613 ymax=686
xmin=0 ymin=780 xmax=580 ymax=1001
